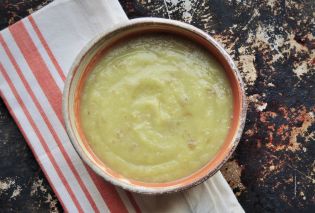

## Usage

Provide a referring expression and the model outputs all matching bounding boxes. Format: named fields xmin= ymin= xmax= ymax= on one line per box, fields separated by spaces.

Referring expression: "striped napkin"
xmin=0 ymin=0 xmax=244 ymax=212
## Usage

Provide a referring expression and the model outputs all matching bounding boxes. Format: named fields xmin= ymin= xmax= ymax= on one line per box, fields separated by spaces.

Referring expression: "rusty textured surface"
xmin=0 ymin=0 xmax=314 ymax=212
xmin=120 ymin=1 xmax=314 ymax=212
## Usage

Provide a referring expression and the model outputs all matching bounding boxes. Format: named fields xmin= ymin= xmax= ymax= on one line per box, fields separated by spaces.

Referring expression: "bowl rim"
xmin=63 ymin=17 xmax=247 ymax=194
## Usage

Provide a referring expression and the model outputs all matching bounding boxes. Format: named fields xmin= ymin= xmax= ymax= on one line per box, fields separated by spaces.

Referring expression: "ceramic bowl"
xmin=63 ymin=18 xmax=247 ymax=194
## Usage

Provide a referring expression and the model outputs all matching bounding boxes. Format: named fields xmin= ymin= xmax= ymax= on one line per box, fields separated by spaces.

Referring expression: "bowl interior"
xmin=64 ymin=18 xmax=246 ymax=194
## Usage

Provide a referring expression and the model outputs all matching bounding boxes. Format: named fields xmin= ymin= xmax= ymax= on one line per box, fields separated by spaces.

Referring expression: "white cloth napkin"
xmin=0 ymin=0 xmax=244 ymax=212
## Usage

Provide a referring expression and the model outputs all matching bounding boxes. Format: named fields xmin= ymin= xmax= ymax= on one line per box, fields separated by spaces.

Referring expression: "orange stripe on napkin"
xmin=126 ymin=191 xmax=142 ymax=213
xmin=86 ymin=166 xmax=129 ymax=213
xmin=28 ymin=16 xmax=66 ymax=81
xmin=0 ymin=63 xmax=84 ymax=213
xmin=9 ymin=22 xmax=64 ymax=123
xmin=5 ymin=22 xmax=99 ymax=212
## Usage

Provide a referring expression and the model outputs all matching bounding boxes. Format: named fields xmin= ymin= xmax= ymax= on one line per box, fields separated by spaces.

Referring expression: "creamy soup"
xmin=80 ymin=34 xmax=233 ymax=182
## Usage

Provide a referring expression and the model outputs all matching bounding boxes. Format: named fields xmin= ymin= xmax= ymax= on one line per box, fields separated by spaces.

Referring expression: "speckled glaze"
xmin=63 ymin=18 xmax=247 ymax=194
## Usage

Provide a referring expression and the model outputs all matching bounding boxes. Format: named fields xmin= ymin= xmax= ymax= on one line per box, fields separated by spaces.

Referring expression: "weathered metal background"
xmin=0 ymin=0 xmax=314 ymax=212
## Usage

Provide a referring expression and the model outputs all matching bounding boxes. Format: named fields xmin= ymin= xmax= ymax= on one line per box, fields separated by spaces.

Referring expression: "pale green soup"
xmin=80 ymin=35 xmax=233 ymax=182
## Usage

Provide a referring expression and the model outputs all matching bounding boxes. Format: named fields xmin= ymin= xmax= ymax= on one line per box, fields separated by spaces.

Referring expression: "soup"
xmin=79 ymin=34 xmax=233 ymax=182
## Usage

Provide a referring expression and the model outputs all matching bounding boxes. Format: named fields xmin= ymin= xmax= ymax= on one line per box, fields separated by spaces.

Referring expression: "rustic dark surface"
xmin=0 ymin=0 xmax=314 ymax=212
